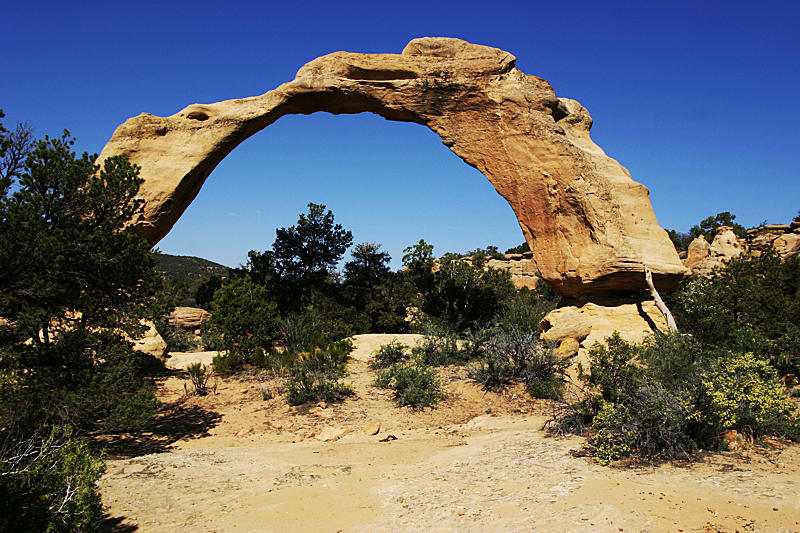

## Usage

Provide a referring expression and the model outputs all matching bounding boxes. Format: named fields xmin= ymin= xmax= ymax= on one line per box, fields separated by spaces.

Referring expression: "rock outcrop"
xmin=98 ymin=37 xmax=686 ymax=298
xmin=167 ymin=307 xmax=211 ymax=329
xmin=131 ymin=320 xmax=168 ymax=361
xmin=486 ymin=253 xmax=540 ymax=290
xmin=683 ymin=224 xmax=800 ymax=276
xmin=541 ymin=295 xmax=669 ymax=348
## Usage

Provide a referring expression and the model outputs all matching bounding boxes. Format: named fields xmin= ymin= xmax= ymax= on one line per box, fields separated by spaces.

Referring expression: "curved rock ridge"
xmin=98 ymin=37 xmax=686 ymax=296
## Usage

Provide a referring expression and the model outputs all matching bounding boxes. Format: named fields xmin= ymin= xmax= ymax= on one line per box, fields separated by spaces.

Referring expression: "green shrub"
xmin=206 ymin=275 xmax=280 ymax=361
xmin=579 ymin=332 xmax=644 ymax=406
xmin=212 ymin=351 xmax=246 ymax=375
xmin=688 ymin=352 xmax=799 ymax=442
xmin=411 ymin=321 xmax=473 ymax=366
xmin=285 ymin=360 xmax=354 ymax=406
xmin=468 ymin=327 xmax=570 ymax=398
xmin=375 ymin=362 xmax=444 ymax=409
xmin=588 ymin=401 xmax=636 ymax=465
xmin=185 ymin=362 xmax=212 ymax=395
xmin=0 ymin=426 xmax=105 ymax=533
xmin=370 ymin=341 xmax=411 ymax=369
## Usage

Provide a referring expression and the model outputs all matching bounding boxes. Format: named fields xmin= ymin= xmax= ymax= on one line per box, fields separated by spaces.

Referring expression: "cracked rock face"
xmin=98 ymin=37 xmax=686 ymax=297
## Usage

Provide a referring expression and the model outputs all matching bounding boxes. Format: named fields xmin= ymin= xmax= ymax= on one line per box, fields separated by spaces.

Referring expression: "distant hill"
xmin=156 ymin=253 xmax=231 ymax=283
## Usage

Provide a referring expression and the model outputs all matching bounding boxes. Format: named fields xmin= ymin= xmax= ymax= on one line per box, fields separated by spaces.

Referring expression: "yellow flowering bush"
xmin=690 ymin=352 xmax=797 ymax=439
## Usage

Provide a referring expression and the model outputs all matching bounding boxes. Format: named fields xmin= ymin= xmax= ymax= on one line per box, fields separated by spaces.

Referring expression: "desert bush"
xmin=185 ymin=362 xmax=212 ymax=395
xmin=375 ymin=362 xmax=444 ymax=409
xmin=402 ymin=241 xmax=516 ymax=332
xmin=579 ymin=332 xmax=644 ymax=406
xmin=370 ymin=341 xmax=411 ymax=369
xmin=668 ymin=250 xmax=800 ymax=375
xmin=212 ymin=351 xmax=246 ymax=375
xmin=206 ymin=275 xmax=280 ymax=361
xmin=412 ymin=328 xmax=468 ymax=367
xmin=688 ymin=352 xmax=799 ymax=443
xmin=0 ymin=426 xmax=105 ymax=533
xmin=468 ymin=327 xmax=571 ymax=398
xmin=285 ymin=360 xmax=354 ymax=406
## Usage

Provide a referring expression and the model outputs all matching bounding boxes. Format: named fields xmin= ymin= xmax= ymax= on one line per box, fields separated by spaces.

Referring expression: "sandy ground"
xmin=98 ymin=335 xmax=800 ymax=533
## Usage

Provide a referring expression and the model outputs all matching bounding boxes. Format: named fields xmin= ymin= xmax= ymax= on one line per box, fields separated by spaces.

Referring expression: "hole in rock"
xmin=156 ymin=112 xmax=524 ymax=271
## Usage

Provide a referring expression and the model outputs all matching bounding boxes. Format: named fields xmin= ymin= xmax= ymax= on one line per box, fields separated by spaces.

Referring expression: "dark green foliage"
xmin=500 ymin=286 xmax=558 ymax=333
xmin=0 ymin=116 xmax=162 ymax=532
xmin=403 ymin=241 xmax=517 ymax=333
xmin=284 ymin=339 xmax=354 ymax=405
xmin=667 ymin=229 xmax=693 ymax=252
xmin=555 ymin=332 xmax=799 ymax=464
xmin=505 ymin=241 xmax=530 ymax=254
xmin=689 ymin=211 xmax=747 ymax=240
xmin=195 ymin=274 xmax=226 ymax=310
xmin=245 ymin=203 xmax=353 ymax=313
xmin=668 ymin=250 xmax=800 ymax=375
xmin=411 ymin=322 xmax=465 ymax=366
xmin=794 ymin=210 xmax=800 ymax=223
xmin=0 ymin=127 xmax=161 ymax=431
xmin=579 ymin=332 xmax=645 ymax=405
xmin=342 ymin=243 xmax=413 ymax=333
xmin=468 ymin=328 xmax=571 ymax=398
xmin=370 ymin=341 xmax=411 ymax=369
xmin=206 ymin=275 xmax=280 ymax=369
xmin=375 ymin=362 xmax=444 ymax=409
xmin=285 ymin=360 xmax=354 ymax=406
xmin=467 ymin=245 xmax=504 ymax=266
xmin=0 ymin=426 xmax=105 ymax=533
xmin=155 ymin=254 xmax=230 ymax=284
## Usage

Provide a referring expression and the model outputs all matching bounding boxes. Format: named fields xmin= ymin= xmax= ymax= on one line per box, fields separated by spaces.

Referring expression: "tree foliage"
xmin=403 ymin=241 xmax=517 ymax=332
xmin=0 ymin=114 xmax=163 ymax=531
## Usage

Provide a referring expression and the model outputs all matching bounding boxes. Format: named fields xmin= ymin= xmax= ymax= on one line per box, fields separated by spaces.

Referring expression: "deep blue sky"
xmin=3 ymin=0 xmax=798 ymax=269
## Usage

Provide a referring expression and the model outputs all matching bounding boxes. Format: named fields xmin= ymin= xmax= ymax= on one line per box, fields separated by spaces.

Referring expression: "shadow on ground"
xmin=89 ymin=369 xmax=222 ymax=458
xmin=99 ymin=513 xmax=139 ymax=532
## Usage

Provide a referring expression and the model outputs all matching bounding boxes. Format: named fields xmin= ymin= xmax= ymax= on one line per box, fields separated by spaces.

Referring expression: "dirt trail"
xmin=99 ymin=335 xmax=800 ymax=533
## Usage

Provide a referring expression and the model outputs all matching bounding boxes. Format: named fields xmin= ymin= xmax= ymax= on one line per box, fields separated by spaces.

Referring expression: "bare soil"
xmin=98 ymin=334 xmax=800 ymax=533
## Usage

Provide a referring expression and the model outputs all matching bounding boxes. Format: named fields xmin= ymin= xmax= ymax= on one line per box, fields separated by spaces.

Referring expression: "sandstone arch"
xmin=98 ymin=37 xmax=686 ymax=297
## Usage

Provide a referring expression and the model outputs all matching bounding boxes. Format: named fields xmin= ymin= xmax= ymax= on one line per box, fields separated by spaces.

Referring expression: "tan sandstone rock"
xmin=97 ymin=37 xmax=686 ymax=297
xmin=167 ymin=306 xmax=211 ymax=328
xmin=540 ymin=310 xmax=592 ymax=343
xmin=486 ymin=254 xmax=540 ymax=289
xmin=542 ymin=296 xmax=669 ymax=348
xmin=131 ymin=320 xmax=168 ymax=360
xmin=552 ymin=338 xmax=581 ymax=359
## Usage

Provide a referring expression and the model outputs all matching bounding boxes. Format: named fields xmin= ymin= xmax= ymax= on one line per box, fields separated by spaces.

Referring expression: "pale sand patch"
xmin=100 ymin=334 xmax=800 ymax=532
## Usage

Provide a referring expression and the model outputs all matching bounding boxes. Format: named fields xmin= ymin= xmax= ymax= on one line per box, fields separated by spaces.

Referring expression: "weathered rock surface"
xmin=541 ymin=296 xmax=669 ymax=348
xmin=540 ymin=309 xmax=592 ymax=343
xmin=167 ymin=306 xmax=211 ymax=328
xmin=683 ymin=224 xmax=800 ymax=276
xmin=486 ymin=253 xmax=540 ymax=290
xmin=98 ymin=37 xmax=686 ymax=297
xmin=131 ymin=320 xmax=168 ymax=360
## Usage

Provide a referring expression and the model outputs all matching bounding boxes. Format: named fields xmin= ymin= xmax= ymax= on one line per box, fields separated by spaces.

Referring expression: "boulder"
xmin=167 ymin=306 xmax=211 ymax=328
xmin=542 ymin=296 xmax=669 ymax=349
xmin=98 ymin=37 xmax=686 ymax=298
xmin=540 ymin=310 xmax=592 ymax=342
xmin=131 ymin=320 xmax=168 ymax=360
xmin=552 ymin=338 xmax=581 ymax=359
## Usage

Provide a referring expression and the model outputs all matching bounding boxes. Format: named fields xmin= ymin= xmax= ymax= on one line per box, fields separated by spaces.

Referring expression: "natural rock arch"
xmin=98 ymin=37 xmax=686 ymax=297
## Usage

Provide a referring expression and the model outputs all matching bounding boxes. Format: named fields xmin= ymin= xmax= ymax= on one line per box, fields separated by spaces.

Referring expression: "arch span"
xmin=98 ymin=37 xmax=686 ymax=297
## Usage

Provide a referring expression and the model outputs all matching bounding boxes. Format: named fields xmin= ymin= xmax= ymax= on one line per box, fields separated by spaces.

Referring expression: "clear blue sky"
xmin=3 ymin=0 xmax=798 ymax=269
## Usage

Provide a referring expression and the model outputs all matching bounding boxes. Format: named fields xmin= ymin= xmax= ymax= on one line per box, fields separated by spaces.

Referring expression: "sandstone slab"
xmin=98 ymin=37 xmax=686 ymax=297
xmin=542 ymin=296 xmax=669 ymax=348
xmin=167 ymin=306 xmax=211 ymax=328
